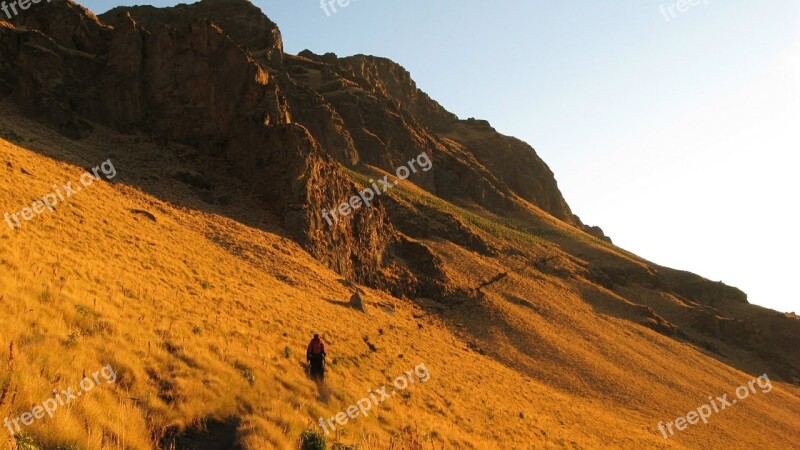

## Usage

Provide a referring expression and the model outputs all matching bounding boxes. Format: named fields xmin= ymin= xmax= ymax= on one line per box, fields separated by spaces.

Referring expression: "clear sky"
xmin=83 ymin=0 xmax=799 ymax=313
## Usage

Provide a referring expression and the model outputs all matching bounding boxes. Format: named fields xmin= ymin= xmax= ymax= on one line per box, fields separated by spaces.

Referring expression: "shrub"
xmin=234 ymin=361 xmax=256 ymax=386
xmin=36 ymin=289 xmax=52 ymax=303
xmin=14 ymin=435 xmax=41 ymax=450
xmin=74 ymin=304 xmax=90 ymax=318
xmin=65 ymin=331 xmax=79 ymax=347
xmin=299 ymin=429 xmax=327 ymax=450
xmin=388 ymin=426 xmax=424 ymax=450
xmin=332 ymin=443 xmax=359 ymax=450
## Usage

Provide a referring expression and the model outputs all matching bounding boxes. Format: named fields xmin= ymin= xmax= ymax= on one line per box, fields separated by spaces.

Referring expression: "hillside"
xmin=1 ymin=1 xmax=799 ymax=449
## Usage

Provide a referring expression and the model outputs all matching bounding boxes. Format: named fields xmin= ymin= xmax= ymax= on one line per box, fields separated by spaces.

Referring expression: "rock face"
xmin=0 ymin=0 xmax=589 ymax=294
xmin=333 ymin=54 xmax=459 ymax=132
xmin=5 ymin=0 xmax=107 ymax=53
xmin=103 ymin=0 xmax=284 ymax=68
xmin=1 ymin=0 xmax=399 ymax=286
xmin=289 ymin=50 xmax=578 ymax=224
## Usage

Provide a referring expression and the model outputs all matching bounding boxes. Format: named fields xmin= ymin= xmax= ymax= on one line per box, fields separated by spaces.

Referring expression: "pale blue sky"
xmin=82 ymin=0 xmax=799 ymax=313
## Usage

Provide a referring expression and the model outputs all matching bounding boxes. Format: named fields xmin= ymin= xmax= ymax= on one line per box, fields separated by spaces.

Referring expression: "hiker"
xmin=306 ymin=334 xmax=326 ymax=381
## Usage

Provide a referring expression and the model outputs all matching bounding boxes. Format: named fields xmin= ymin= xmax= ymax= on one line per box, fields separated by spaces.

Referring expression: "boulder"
xmin=349 ymin=292 xmax=366 ymax=312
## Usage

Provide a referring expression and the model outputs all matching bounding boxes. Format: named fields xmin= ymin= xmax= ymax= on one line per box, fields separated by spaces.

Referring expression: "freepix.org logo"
xmin=318 ymin=363 xmax=430 ymax=435
xmin=4 ymin=159 xmax=117 ymax=232
xmin=656 ymin=373 xmax=772 ymax=439
xmin=1 ymin=0 xmax=52 ymax=21
xmin=320 ymin=0 xmax=358 ymax=17
xmin=321 ymin=152 xmax=432 ymax=227
xmin=4 ymin=365 xmax=117 ymax=436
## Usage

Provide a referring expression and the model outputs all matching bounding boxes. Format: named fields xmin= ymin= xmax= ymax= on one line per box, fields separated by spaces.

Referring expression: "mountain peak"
xmin=102 ymin=0 xmax=283 ymax=64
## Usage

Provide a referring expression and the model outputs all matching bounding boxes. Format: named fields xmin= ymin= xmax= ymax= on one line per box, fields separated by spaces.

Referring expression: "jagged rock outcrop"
xmin=576 ymin=216 xmax=613 ymax=243
xmin=102 ymin=0 xmax=284 ymax=68
xmin=442 ymin=119 xmax=576 ymax=223
xmin=0 ymin=4 xmax=105 ymax=136
xmin=333 ymin=54 xmax=459 ymax=132
xmin=693 ymin=311 xmax=759 ymax=342
xmin=661 ymin=269 xmax=749 ymax=306
xmin=1 ymin=0 xmax=397 ymax=287
xmin=229 ymin=122 xmax=397 ymax=286
xmin=290 ymin=50 xmax=579 ymax=224
xmin=2 ymin=0 xmax=583 ymax=240
xmin=5 ymin=0 xmax=107 ymax=52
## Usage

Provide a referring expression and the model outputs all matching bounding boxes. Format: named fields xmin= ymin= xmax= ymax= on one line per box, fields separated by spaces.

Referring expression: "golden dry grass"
xmin=0 ymin=103 xmax=798 ymax=449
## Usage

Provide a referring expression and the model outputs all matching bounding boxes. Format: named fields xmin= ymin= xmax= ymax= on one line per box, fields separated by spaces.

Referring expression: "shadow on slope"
xmin=159 ymin=417 xmax=241 ymax=450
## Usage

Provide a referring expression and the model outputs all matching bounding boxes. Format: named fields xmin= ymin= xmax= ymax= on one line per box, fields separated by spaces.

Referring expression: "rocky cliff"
xmin=0 ymin=0 xmax=596 ymax=292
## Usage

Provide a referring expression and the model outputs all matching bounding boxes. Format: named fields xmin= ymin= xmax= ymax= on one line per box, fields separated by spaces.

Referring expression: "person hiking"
xmin=306 ymin=334 xmax=326 ymax=381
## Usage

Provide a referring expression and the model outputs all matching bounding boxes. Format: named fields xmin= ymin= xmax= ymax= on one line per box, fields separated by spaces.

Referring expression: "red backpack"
xmin=309 ymin=339 xmax=324 ymax=355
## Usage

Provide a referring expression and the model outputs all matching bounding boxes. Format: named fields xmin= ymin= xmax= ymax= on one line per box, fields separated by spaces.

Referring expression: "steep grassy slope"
xmin=1 ymin=102 xmax=799 ymax=450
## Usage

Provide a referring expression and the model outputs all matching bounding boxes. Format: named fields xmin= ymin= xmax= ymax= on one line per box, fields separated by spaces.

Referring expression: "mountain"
xmin=1 ymin=1 xmax=798 ymax=449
